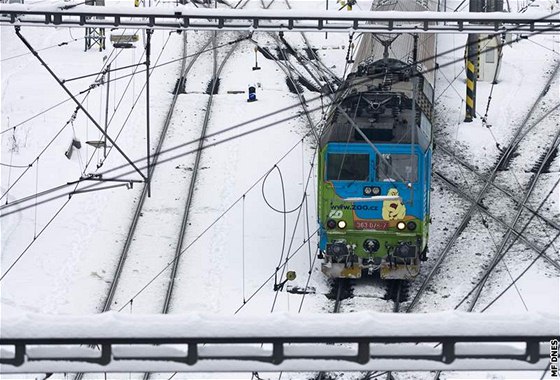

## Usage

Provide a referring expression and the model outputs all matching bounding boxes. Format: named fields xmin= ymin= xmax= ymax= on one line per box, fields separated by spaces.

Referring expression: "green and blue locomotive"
xmin=318 ymin=0 xmax=436 ymax=280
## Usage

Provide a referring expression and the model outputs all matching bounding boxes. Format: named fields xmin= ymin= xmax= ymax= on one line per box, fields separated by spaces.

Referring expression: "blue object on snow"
xmin=248 ymin=86 xmax=257 ymax=102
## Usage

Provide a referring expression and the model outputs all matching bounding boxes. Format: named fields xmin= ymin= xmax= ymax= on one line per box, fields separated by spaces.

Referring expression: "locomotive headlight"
xmin=327 ymin=219 xmax=336 ymax=229
xmin=337 ymin=220 xmax=347 ymax=229
xmin=407 ymin=221 xmax=417 ymax=231
xmin=396 ymin=221 xmax=406 ymax=230
xmin=363 ymin=186 xmax=372 ymax=195
xmin=372 ymin=186 xmax=381 ymax=195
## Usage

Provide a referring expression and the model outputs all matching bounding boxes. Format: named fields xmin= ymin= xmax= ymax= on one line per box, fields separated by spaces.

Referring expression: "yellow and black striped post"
xmin=464 ymin=33 xmax=478 ymax=122
xmin=465 ymin=0 xmax=481 ymax=122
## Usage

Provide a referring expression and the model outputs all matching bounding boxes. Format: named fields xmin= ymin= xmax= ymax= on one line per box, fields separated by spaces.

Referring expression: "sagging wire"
xmin=268 ymin=145 xmax=318 ymax=311
xmin=262 ymin=165 xmax=291 ymax=294
xmin=114 ymin=137 xmax=306 ymax=312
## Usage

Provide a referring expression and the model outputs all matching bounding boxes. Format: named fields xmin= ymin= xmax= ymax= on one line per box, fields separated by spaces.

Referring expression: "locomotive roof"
xmin=351 ymin=0 xmax=437 ymax=87
xmin=320 ymin=57 xmax=433 ymax=150
xmin=320 ymin=91 xmax=418 ymax=147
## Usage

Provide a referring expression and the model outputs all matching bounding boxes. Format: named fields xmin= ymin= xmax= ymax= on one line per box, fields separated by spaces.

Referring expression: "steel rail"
xmin=406 ymin=60 xmax=560 ymax=312
xmin=147 ymin=6 xmax=255 ymax=380
xmin=158 ymin=33 xmax=241 ymax=317
xmin=431 ymin=109 xmax=560 ymax=380
xmin=73 ymin=28 xmax=214 ymax=380
xmin=99 ymin=34 xmax=212 ymax=315
xmin=433 ymin=171 xmax=560 ymax=268
xmin=436 ymin=143 xmax=560 ymax=232
xmin=467 ymin=123 xmax=560 ymax=312
xmin=146 ymin=7 xmax=266 ymax=380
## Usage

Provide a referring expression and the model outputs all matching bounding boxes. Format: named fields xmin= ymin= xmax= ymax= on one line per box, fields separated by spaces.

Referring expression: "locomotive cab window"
xmin=327 ymin=153 xmax=370 ymax=181
xmin=376 ymin=154 xmax=418 ymax=182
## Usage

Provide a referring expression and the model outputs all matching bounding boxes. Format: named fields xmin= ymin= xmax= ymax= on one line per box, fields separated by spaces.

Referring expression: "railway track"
xmin=313 ymin=278 xmax=404 ymax=380
xmin=74 ymin=26 xmax=214 ymax=380
xmin=75 ymin=4 xmax=253 ymax=380
xmin=144 ymin=28 xmax=246 ymax=380
xmin=101 ymin=34 xmax=213 ymax=311
xmin=406 ymin=60 xmax=560 ymax=315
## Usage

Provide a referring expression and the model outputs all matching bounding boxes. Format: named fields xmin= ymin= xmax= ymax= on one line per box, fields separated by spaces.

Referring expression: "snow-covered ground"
xmin=1 ymin=0 xmax=559 ymax=379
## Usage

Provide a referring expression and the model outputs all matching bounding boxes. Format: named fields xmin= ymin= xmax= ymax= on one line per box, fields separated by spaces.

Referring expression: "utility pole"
xmin=145 ymin=29 xmax=153 ymax=197
xmin=464 ymin=0 xmax=480 ymax=122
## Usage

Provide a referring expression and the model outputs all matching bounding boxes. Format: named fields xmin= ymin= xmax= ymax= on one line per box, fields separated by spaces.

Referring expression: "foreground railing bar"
xmin=2 ymin=16 xmax=558 ymax=33
xmin=0 ymin=352 xmax=551 ymax=367
xmin=0 ymin=336 xmax=553 ymax=345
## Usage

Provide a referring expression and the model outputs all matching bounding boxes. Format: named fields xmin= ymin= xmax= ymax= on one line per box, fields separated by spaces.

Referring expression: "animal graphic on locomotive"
xmin=317 ymin=0 xmax=436 ymax=280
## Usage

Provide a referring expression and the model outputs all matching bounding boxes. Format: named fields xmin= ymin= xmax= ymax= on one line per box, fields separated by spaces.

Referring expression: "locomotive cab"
xmin=318 ymin=57 xmax=433 ymax=280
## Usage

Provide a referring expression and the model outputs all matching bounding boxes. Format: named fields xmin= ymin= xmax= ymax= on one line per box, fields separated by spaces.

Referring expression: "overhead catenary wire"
xmin=0 ymin=33 xmax=252 ymax=137
xmin=0 ymin=108 xmax=78 ymax=203
xmin=3 ymin=23 xmax=559 ymax=215
xmin=0 ymin=31 xmax=84 ymax=62
xmin=0 ymin=30 xmax=170 ymax=283
xmin=2 ymin=12 xmax=559 ymax=139
xmin=234 ymin=228 xmax=319 ymax=315
xmin=268 ymin=146 xmax=318 ymax=312
xmin=2 ymin=53 xmax=559 ymax=218
xmin=445 ymin=94 xmax=531 ymax=310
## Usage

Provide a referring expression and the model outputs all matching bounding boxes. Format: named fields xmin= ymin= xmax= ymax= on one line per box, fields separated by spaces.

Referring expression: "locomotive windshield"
xmin=376 ymin=154 xmax=418 ymax=182
xmin=327 ymin=153 xmax=370 ymax=181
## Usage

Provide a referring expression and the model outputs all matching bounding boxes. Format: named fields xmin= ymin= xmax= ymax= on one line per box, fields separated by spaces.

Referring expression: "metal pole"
xmin=14 ymin=26 xmax=147 ymax=181
xmin=146 ymin=29 xmax=153 ymax=197
xmin=325 ymin=0 xmax=328 ymax=39
xmin=465 ymin=0 xmax=480 ymax=122
xmin=104 ymin=62 xmax=110 ymax=159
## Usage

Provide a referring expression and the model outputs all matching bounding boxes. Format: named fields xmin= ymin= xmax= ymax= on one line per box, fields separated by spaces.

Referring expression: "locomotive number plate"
xmin=355 ymin=220 xmax=389 ymax=230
